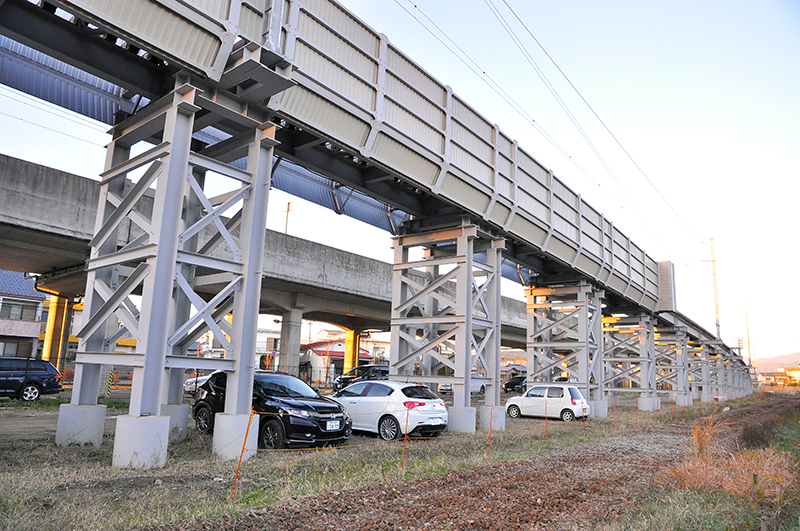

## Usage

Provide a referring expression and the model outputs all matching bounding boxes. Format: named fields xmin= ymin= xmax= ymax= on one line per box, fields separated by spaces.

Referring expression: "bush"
xmin=740 ymin=422 xmax=776 ymax=449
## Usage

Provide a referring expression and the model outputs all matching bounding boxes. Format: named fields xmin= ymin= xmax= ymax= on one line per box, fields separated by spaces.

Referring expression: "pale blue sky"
xmin=0 ymin=0 xmax=797 ymax=361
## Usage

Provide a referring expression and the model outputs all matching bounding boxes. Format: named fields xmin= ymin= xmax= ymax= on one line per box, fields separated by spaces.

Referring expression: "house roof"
xmin=302 ymin=339 xmax=372 ymax=360
xmin=0 ymin=270 xmax=47 ymax=300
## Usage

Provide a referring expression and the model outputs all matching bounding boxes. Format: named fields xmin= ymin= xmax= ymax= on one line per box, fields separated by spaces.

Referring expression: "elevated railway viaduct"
xmin=0 ymin=0 xmax=752 ymax=467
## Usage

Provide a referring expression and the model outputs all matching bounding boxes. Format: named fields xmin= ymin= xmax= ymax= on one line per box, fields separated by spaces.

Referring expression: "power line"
xmin=498 ymin=0 xmax=701 ymax=241
xmin=393 ymin=0 xmax=606 ymax=191
xmin=0 ymin=86 xmax=109 ymax=134
xmin=0 ymin=110 xmax=106 ymax=147
xmin=482 ymin=0 xmax=641 ymax=217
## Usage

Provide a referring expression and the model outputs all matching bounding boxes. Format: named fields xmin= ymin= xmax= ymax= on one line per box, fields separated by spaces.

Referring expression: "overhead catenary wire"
xmin=395 ymin=0 xmax=662 ymax=252
xmin=481 ymin=0 xmax=641 ymax=216
xmin=496 ymin=0 xmax=701 ymax=242
xmin=392 ymin=0 xmax=603 ymax=190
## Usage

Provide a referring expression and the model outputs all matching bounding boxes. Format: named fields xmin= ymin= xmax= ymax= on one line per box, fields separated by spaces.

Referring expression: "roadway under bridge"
xmin=0 ymin=0 xmax=752 ymax=467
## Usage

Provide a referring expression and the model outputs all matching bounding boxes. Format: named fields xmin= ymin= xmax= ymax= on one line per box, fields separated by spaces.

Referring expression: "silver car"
xmin=505 ymin=384 xmax=590 ymax=422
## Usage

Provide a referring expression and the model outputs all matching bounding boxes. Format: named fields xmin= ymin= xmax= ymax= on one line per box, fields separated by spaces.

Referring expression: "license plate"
xmin=582 ymin=408 xmax=587 ymax=414
xmin=326 ymin=420 xmax=340 ymax=431
xmin=429 ymin=417 xmax=444 ymax=425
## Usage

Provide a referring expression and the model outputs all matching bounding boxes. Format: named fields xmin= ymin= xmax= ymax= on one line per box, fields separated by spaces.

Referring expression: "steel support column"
xmin=389 ymin=219 xmax=504 ymax=433
xmin=56 ymin=73 xmax=280 ymax=466
xmin=526 ymin=282 xmax=606 ymax=416
xmin=602 ymin=314 xmax=659 ymax=411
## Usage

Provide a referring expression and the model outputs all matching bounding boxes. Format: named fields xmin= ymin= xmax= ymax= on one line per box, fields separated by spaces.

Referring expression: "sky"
xmin=0 ymin=0 xmax=798 ymax=362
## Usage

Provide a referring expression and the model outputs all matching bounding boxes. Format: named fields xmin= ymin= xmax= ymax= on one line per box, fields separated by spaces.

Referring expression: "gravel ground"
xmin=154 ymin=398 xmax=799 ymax=531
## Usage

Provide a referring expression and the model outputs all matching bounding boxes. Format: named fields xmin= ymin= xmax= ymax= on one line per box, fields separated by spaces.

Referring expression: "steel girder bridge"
xmin=0 ymin=0 xmax=752 ymax=467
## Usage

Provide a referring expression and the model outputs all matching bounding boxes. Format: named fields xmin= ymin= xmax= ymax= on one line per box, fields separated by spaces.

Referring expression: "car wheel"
xmin=259 ymin=419 xmax=287 ymax=449
xmin=195 ymin=406 xmax=213 ymax=434
xmin=507 ymin=405 xmax=521 ymax=418
xmin=378 ymin=415 xmax=401 ymax=440
xmin=561 ymin=409 xmax=575 ymax=422
xmin=20 ymin=383 xmax=41 ymax=401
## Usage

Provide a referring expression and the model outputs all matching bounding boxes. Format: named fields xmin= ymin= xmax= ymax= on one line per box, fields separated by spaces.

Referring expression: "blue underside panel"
xmin=0 ymin=35 xmax=128 ymax=125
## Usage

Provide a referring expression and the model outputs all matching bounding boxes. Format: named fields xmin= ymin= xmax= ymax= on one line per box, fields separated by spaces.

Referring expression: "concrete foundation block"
xmin=161 ymin=404 xmax=190 ymax=443
xmin=112 ymin=415 xmax=170 ymax=469
xmin=477 ymin=405 xmax=505 ymax=432
xmin=589 ymin=400 xmax=608 ymax=418
xmin=701 ymin=393 xmax=714 ymax=403
xmin=212 ymin=413 xmax=259 ymax=462
xmin=675 ymin=394 xmax=693 ymax=407
xmin=56 ymin=404 xmax=107 ymax=447
xmin=446 ymin=407 xmax=477 ymax=434
xmin=638 ymin=396 xmax=660 ymax=411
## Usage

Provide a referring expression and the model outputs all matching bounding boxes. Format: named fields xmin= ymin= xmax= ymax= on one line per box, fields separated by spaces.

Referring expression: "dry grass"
xmin=0 ymin=394 xmax=779 ymax=531
xmin=658 ymin=415 xmax=798 ymax=505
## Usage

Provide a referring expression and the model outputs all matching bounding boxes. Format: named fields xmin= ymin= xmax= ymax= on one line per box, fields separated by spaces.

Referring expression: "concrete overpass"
xmin=0 ymin=153 xmax=528 ymax=351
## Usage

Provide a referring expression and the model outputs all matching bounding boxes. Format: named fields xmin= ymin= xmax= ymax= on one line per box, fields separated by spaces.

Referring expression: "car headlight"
xmin=283 ymin=407 xmax=312 ymax=418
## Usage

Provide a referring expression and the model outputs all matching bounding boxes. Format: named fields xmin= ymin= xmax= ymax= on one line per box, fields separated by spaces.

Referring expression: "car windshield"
xmin=255 ymin=373 xmax=318 ymax=398
xmin=401 ymin=386 xmax=439 ymax=399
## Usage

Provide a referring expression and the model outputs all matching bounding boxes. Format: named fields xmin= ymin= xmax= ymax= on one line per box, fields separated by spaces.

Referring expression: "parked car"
xmin=193 ymin=371 xmax=352 ymax=449
xmin=330 ymin=380 xmax=448 ymax=440
xmin=332 ymin=364 xmax=389 ymax=391
xmin=183 ymin=374 xmax=211 ymax=396
xmin=437 ymin=373 xmax=490 ymax=394
xmin=505 ymin=384 xmax=589 ymax=422
xmin=0 ymin=357 xmax=62 ymax=401
xmin=503 ymin=376 xmax=526 ymax=393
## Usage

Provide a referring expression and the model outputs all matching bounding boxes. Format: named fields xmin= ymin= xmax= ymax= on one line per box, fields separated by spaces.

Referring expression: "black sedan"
xmin=193 ymin=371 xmax=352 ymax=449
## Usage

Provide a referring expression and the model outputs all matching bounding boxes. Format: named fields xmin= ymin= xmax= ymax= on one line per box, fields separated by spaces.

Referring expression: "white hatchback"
xmin=505 ymin=384 xmax=590 ymax=422
xmin=330 ymin=380 xmax=448 ymax=440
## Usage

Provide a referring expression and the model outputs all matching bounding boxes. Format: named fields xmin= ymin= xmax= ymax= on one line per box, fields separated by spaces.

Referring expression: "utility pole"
xmin=745 ymin=300 xmax=752 ymax=367
xmin=710 ymin=238 xmax=721 ymax=340
xmin=284 ymin=201 xmax=292 ymax=234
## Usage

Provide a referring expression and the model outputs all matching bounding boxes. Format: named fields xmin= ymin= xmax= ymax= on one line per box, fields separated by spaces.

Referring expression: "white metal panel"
xmin=277 ymin=85 xmax=370 ymax=146
xmin=386 ymin=74 xmax=445 ymax=129
xmin=371 ymin=132 xmax=439 ymax=186
xmin=56 ymin=0 xmax=233 ymax=79
xmin=451 ymin=121 xmax=493 ymax=162
xmin=293 ymin=42 xmax=375 ymax=111
xmin=383 ymin=98 xmax=444 ymax=154
xmin=302 ymin=0 xmax=380 ymax=57
xmin=386 ymin=46 xmax=446 ymax=107
xmin=450 ymin=143 xmax=493 ymax=187
xmin=238 ymin=4 xmax=263 ymax=43
xmin=297 ymin=10 xmax=377 ymax=85
xmin=439 ymin=172 xmax=491 ymax=214
xmin=452 ymin=96 xmax=493 ymax=142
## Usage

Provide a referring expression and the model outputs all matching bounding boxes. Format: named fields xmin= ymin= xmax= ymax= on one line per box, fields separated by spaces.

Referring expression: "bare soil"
xmin=142 ymin=397 xmax=798 ymax=531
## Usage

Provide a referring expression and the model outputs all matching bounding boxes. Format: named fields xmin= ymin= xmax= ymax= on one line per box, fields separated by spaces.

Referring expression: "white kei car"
xmin=330 ymin=380 xmax=448 ymax=440
xmin=505 ymin=384 xmax=590 ymax=422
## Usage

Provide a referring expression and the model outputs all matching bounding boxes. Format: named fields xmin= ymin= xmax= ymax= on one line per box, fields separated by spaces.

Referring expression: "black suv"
xmin=193 ymin=371 xmax=351 ymax=449
xmin=503 ymin=376 xmax=526 ymax=394
xmin=332 ymin=364 xmax=389 ymax=391
xmin=0 ymin=357 xmax=62 ymax=401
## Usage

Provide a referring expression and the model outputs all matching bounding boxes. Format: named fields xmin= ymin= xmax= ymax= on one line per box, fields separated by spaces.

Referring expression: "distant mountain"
xmin=755 ymin=352 xmax=800 ymax=374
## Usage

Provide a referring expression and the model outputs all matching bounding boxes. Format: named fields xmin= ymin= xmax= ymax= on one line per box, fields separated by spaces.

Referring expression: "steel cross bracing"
xmin=525 ymin=283 xmax=605 ymax=412
xmin=59 ymin=73 xmax=280 ymax=467
xmin=389 ymin=219 xmax=504 ymax=432
xmin=602 ymin=314 xmax=660 ymax=410
xmin=653 ymin=327 xmax=693 ymax=406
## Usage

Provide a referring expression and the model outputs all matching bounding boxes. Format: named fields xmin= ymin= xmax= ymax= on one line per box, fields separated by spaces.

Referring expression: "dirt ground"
xmin=2 ymin=396 xmax=796 ymax=531
xmin=147 ymin=397 xmax=798 ymax=531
